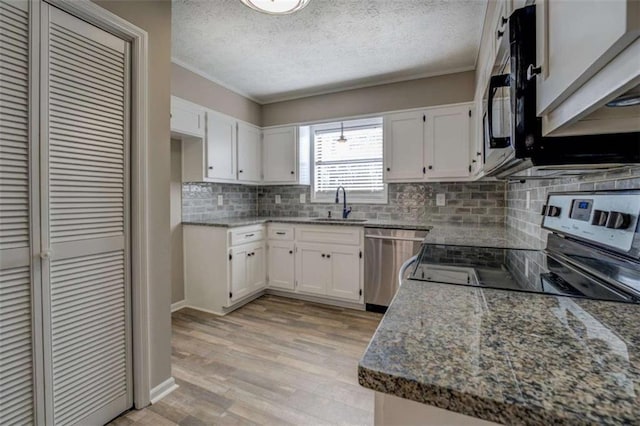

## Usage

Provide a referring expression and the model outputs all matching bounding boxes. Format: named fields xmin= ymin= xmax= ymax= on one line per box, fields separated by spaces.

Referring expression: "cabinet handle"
xmin=245 ymin=233 xmax=254 ymax=237
xmin=276 ymin=232 xmax=286 ymax=235
xmin=500 ymin=16 xmax=507 ymax=25
xmin=239 ymin=170 xmax=244 ymax=173
xmin=496 ymin=29 xmax=504 ymax=39
xmin=477 ymin=152 xmax=482 ymax=156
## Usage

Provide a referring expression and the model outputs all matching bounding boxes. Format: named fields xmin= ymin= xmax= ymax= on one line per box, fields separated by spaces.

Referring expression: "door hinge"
xmin=359 ymin=250 xmax=362 ymax=259
xmin=468 ymin=109 xmax=472 ymax=117
xmin=359 ymin=289 xmax=362 ymax=296
xmin=295 ymin=280 xmax=298 ymax=288
xmin=423 ymin=166 xmax=426 ymax=174
xmin=423 ymin=114 xmax=426 ymax=122
xmin=266 ymin=274 xmax=269 ymax=282
xmin=229 ymin=292 xmax=233 ymax=298
xmin=469 ymin=165 xmax=472 ymax=173
xmin=229 ymin=253 xmax=232 ymax=261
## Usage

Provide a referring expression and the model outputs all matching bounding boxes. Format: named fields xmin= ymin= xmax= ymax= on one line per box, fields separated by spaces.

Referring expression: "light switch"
xmin=275 ymin=195 xmax=281 ymax=204
xmin=299 ymin=193 xmax=306 ymax=204
xmin=217 ymin=195 xmax=223 ymax=206
xmin=436 ymin=193 xmax=446 ymax=206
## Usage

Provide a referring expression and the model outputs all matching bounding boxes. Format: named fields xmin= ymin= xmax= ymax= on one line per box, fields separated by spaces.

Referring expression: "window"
xmin=310 ymin=117 xmax=387 ymax=203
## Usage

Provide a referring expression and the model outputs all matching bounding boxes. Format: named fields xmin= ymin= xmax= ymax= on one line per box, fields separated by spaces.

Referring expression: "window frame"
xmin=309 ymin=117 xmax=388 ymax=204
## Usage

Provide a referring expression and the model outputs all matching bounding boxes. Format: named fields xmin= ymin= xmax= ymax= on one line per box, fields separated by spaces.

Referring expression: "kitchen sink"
xmin=313 ymin=218 xmax=368 ymax=223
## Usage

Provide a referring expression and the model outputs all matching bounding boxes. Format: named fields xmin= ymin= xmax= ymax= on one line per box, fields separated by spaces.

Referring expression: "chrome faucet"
xmin=335 ymin=186 xmax=352 ymax=219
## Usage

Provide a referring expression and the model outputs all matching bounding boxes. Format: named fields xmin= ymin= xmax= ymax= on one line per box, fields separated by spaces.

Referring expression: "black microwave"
xmin=483 ymin=5 xmax=640 ymax=179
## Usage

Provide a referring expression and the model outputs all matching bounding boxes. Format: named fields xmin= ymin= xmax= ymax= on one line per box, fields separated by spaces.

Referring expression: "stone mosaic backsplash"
xmin=182 ymin=181 xmax=507 ymax=224
xmin=506 ymin=167 xmax=640 ymax=249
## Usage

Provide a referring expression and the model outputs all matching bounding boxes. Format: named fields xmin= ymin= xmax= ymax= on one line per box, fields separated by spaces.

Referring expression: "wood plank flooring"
xmin=110 ymin=295 xmax=383 ymax=425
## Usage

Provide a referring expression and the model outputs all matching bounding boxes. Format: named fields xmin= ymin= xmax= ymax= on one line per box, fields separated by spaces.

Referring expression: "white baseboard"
xmin=265 ymin=289 xmax=365 ymax=311
xmin=150 ymin=377 xmax=178 ymax=404
xmin=170 ymin=300 xmax=186 ymax=313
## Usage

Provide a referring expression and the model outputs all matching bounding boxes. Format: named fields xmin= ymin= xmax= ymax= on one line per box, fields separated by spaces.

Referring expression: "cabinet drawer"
xmin=230 ymin=225 xmax=264 ymax=246
xmin=268 ymin=225 xmax=294 ymax=241
xmin=296 ymin=226 xmax=362 ymax=246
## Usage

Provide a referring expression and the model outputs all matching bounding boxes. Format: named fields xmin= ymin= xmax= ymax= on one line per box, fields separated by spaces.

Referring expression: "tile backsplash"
xmin=258 ymin=182 xmax=506 ymax=224
xmin=182 ymin=181 xmax=507 ymax=224
xmin=506 ymin=167 xmax=640 ymax=248
xmin=182 ymin=182 xmax=257 ymax=221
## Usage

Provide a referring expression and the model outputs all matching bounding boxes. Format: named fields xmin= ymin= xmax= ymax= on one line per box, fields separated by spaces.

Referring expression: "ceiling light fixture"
xmin=337 ymin=122 xmax=347 ymax=143
xmin=239 ymin=0 xmax=311 ymax=15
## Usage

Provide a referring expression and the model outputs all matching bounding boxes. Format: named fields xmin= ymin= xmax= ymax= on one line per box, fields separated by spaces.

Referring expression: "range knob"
xmin=591 ymin=210 xmax=609 ymax=226
xmin=546 ymin=205 xmax=562 ymax=217
xmin=606 ymin=211 xmax=631 ymax=230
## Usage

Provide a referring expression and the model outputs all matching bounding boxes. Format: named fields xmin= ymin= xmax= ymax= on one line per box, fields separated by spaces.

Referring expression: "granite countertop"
xmin=182 ymin=216 xmax=434 ymax=231
xmin=421 ymin=223 xmax=543 ymax=250
xmin=358 ymin=280 xmax=640 ymax=425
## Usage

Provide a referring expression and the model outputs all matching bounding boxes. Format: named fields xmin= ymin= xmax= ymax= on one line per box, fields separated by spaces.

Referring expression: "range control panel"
xmin=542 ymin=191 xmax=640 ymax=254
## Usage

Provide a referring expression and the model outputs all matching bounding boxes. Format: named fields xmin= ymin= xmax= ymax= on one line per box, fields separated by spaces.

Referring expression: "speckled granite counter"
xmin=421 ymin=223 xmax=543 ymax=250
xmin=358 ymin=280 xmax=640 ymax=425
xmin=182 ymin=216 xmax=434 ymax=231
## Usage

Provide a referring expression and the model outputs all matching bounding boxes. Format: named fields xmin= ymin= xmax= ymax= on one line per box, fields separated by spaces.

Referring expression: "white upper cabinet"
xmin=535 ymin=0 xmax=640 ymax=135
xmin=425 ymin=105 xmax=472 ymax=179
xmin=384 ymin=111 xmax=425 ymax=181
xmin=263 ymin=126 xmax=297 ymax=183
xmin=237 ymin=122 xmax=262 ymax=183
xmin=384 ymin=103 xmax=474 ymax=182
xmin=171 ymin=96 xmax=205 ymax=138
xmin=206 ymin=110 xmax=237 ymax=181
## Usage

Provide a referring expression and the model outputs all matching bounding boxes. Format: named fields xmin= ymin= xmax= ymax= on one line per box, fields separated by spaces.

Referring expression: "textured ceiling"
xmin=172 ymin=0 xmax=487 ymax=103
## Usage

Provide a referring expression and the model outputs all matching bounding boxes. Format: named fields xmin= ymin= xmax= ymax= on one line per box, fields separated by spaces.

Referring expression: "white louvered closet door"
xmin=40 ymin=3 xmax=132 ymax=425
xmin=0 ymin=1 xmax=38 ymax=425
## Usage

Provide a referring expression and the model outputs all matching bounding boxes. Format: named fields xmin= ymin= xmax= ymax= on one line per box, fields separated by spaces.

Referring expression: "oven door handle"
xmin=488 ymin=73 xmax=511 ymax=149
xmin=398 ymin=255 xmax=419 ymax=286
xmin=365 ymin=235 xmax=425 ymax=243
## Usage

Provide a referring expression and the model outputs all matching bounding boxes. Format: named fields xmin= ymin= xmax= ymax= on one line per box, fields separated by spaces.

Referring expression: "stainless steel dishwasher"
xmin=364 ymin=228 xmax=427 ymax=312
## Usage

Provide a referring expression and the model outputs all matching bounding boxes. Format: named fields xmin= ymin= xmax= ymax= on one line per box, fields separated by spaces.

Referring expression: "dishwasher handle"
xmin=398 ymin=255 xmax=418 ymax=286
xmin=365 ymin=234 xmax=425 ymax=243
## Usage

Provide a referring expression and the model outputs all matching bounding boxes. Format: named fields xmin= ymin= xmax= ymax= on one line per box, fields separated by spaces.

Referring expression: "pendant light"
xmin=239 ymin=0 xmax=311 ymax=15
xmin=337 ymin=122 xmax=347 ymax=143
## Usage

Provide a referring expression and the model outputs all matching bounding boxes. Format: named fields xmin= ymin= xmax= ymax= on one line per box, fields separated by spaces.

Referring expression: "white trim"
xmin=171 ymin=300 xmax=186 ymax=313
xmin=46 ymin=0 xmax=152 ymax=410
xmin=172 ymin=57 xmax=262 ymax=103
xmin=149 ymin=378 xmax=178 ymax=404
xmin=265 ymin=289 xmax=365 ymax=311
xmin=261 ymin=66 xmax=476 ymax=104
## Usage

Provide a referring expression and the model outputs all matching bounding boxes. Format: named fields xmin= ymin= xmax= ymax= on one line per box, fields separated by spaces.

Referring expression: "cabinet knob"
xmin=208 ymin=166 xmax=213 ymax=170
xmin=428 ymin=165 xmax=433 ymax=170
xmin=321 ymin=254 xmax=326 ymax=258
xmin=326 ymin=254 xmax=331 ymax=259
xmin=290 ymin=171 xmax=295 ymax=175
xmin=500 ymin=16 xmax=508 ymax=25
xmin=289 ymin=250 xmax=293 ymax=254
xmin=496 ymin=29 xmax=504 ymax=39
xmin=386 ymin=167 xmax=390 ymax=172
xmin=239 ymin=170 xmax=243 ymax=173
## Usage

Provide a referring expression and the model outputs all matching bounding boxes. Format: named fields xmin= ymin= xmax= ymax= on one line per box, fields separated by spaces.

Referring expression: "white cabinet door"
xmin=295 ymin=242 xmax=329 ymax=296
xmin=383 ymin=111 xmax=425 ymax=181
xmin=425 ymin=105 xmax=472 ymax=179
xmin=237 ymin=122 xmax=262 ymax=183
xmin=536 ymin=0 xmax=640 ymax=116
xmin=326 ymin=246 xmax=361 ymax=301
xmin=230 ymin=245 xmax=251 ymax=302
xmin=263 ymin=126 xmax=297 ymax=183
xmin=206 ymin=111 xmax=237 ymax=181
xmin=267 ymin=241 xmax=295 ymax=290
xmin=248 ymin=242 xmax=266 ymax=292
xmin=171 ymin=96 xmax=204 ymax=138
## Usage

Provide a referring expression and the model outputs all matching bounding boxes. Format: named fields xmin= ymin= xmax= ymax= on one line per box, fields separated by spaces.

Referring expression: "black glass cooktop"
xmin=410 ymin=243 xmax=640 ymax=304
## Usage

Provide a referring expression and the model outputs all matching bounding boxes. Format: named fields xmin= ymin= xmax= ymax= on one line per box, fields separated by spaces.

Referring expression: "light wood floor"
xmin=110 ymin=295 xmax=383 ymax=426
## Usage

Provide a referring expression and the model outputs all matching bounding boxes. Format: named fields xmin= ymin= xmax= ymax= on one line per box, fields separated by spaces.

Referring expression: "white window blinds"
xmin=312 ymin=118 xmax=386 ymax=202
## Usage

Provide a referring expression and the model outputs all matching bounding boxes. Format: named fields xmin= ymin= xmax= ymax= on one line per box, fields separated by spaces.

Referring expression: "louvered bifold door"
xmin=0 ymin=1 xmax=38 ymax=425
xmin=40 ymin=4 xmax=132 ymax=425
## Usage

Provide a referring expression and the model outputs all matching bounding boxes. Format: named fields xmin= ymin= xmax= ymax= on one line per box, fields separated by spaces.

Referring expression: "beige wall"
xmin=92 ymin=0 xmax=173 ymax=391
xmin=172 ymin=63 xmax=262 ymax=126
xmin=262 ymin=71 xmax=475 ymax=126
xmin=170 ymin=140 xmax=184 ymax=304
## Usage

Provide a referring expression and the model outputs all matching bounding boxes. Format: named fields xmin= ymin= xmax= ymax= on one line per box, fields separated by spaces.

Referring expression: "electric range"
xmin=409 ymin=190 xmax=640 ymax=304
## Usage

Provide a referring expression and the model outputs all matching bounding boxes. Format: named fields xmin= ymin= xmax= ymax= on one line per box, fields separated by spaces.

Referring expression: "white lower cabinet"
xmin=230 ymin=241 xmax=265 ymax=302
xmin=296 ymin=242 xmax=331 ymax=295
xmin=326 ymin=245 xmax=362 ymax=301
xmin=267 ymin=240 xmax=295 ymax=291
